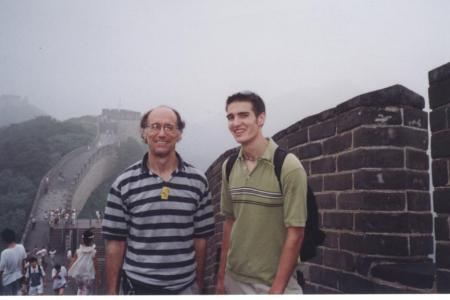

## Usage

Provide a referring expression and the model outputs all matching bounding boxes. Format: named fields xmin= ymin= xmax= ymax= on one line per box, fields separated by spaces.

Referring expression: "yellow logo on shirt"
xmin=161 ymin=186 xmax=170 ymax=200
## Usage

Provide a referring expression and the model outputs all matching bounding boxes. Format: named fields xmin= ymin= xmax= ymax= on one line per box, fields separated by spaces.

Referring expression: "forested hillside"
xmin=0 ymin=95 xmax=47 ymax=127
xmin=0 ymin=116 xmax=96 ymax=237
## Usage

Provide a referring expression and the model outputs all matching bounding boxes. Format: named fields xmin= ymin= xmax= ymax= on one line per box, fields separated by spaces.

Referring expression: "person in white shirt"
xmin=52 ymin=263 xmax=67 ymax=295
xmin=0 ymin=228 xmax=27 ymax=295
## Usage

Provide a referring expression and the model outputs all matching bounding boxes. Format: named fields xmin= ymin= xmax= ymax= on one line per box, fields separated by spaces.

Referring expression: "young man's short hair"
xmin=226 ymin=91 xmax=266 ymax=117
xmin=1 ymin=228 xmax=16 ymax=244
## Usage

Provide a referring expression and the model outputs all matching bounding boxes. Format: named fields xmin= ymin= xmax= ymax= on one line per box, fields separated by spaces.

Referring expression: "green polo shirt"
xmin=220 ymin=138 xmax=307 ymax=286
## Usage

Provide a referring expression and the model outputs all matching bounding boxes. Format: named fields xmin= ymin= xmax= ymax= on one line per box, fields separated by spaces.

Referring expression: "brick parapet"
xmin=429 ymin=61 xmax=450 ymax=293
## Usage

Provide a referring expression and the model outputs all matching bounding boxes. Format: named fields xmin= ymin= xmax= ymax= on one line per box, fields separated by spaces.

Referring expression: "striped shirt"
xmin=102 ymin=153 xmax=214 ymax=291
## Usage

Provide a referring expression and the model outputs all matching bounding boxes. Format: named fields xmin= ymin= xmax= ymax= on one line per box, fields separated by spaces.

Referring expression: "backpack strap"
xmin=225 ymin=153 xmax=239 ymax=183
xmin=273 ymin=147 xmax=289 ymax=193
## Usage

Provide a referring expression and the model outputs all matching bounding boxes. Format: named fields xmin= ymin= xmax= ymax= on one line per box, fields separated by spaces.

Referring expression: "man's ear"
xmin=257 ymin=112 xmax=266 ymax=127
xmin=140 ymin=128 xmax=148 ymax=144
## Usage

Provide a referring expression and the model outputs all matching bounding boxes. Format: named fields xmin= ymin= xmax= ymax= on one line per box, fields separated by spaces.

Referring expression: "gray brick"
xmin=324 ymin=173 xmax=353 ymax=191
xmin=430 ymin=106 xmax=449 ymax=132
xmin=338 ymin=191 xmax=405 ymax=211
xmin=406 ymin=149 xmax=429 ymax=170
xmin=429 ymin=77 xmax=450 ymax=109
xmin=432 ymin=159 xmax=449 ymax=187
xmin=323 ymin=132 xmax=352 ymax=154
xmin=323 ymin=212 xmax=353 ymax=230
xmin=311 ymin=157 xmax=336 ymax=174
xmin=354 ymin=126 xmax=428 ymax=150
xmin=407 ymin=191 xmax=431 ymax=212
xmin=431 ymin=129 xmax=450 ymax=158
xmin=309 ymin=119 xmax=336 ymax=141
xmin=337 ymin=106 xmax=402 ymax=133
xmin=297 ymin=143 xmax=322 ymax=159
xmin=338 ymin=149 xmax=404 ymax=171
xmin=434 ymin=187 xmax=450 ymax=214
xmin=403 ymin=107 xmax=428 ymax=129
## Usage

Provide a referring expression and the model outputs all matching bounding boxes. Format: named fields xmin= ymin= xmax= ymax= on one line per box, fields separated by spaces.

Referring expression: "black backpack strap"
xmin=225 ymin=153 xmax=239 ymax=183
xmin=273 ymin=147 xmax=289 ymax=192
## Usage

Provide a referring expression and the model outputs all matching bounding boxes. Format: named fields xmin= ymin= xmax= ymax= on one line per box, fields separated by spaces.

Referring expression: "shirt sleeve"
xmin=193 ymin=178 xmax=215 ymax=238
xmin=220 ymin=160 xmax=234 ymax=218
xmin=101 ymin=178 xmax=129 ymax=241
xmin=281 ymin=154 xmax=308 ymax=227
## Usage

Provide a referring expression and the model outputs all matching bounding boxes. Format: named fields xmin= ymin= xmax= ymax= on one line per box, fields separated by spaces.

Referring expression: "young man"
xmin=25 ymin=257 xmax=46 ymax=295
xmin=102 ymin=106 xmax=214 ymax=295
xmin=216 ymin=91 xmax=307 ymax=294
xmin=0 ymin=228 xmax=27 ymax=295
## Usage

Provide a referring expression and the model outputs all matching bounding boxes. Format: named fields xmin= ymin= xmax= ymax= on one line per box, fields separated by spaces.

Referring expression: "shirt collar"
xmin=140 ymin=152 xmax=185 ymax=174
xmin=237 ymin=138 xmax=277 ymax=162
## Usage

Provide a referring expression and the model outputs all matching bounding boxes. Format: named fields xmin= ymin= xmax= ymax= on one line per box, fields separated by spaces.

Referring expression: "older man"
xmin=102 ymin=106 xmax=214 ymax=295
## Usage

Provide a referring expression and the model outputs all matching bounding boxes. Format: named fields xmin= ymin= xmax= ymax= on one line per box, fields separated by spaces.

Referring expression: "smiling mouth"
xmin=234 ymin=129 xmax=245 ymax=135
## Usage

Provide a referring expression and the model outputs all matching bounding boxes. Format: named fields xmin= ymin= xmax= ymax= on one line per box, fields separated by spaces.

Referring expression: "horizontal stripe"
xmin=128 ymin=196 xmax=197 ymax=210
xmin=130 ymin=209 xmax=194 ymax=218
xmin=109 ymin=187 xmax=122 ymax=199
xmin=125 ymin=256 xmax=195 ymax=269
xmin=103 ymin=213 xmax=127 ymax=223
xmin=194 ymin=224 xmax=215 ymax=234
xmin=126 ymin=269 xmax=195 ymax=282
xmin=231 ymin=187 xmax=282 ymax=199
xmin=102 ymin=233 xmax=127 ymax=241
xmin=231 ymin=200 xmax=283 ymax=207
xmin=105 ymin=200 xmax=124 ymax=211
xmin=130 ymin=221 xmax=194 ymax=230
xmin=129 ymin=233 xmax=194 ymax=243
xmin=194 ymin=212 xmax=214 ymax=222
xmin=127 ymin=245 xmax=194 ymax=256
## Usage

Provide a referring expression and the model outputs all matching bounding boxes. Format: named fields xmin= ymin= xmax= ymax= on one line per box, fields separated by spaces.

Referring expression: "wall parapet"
xmin=429 ymin=61 xmax=450 ymax=293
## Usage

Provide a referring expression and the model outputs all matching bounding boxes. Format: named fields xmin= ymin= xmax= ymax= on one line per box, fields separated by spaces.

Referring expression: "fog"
xmin=1 ymin=0 xmax=450 ymax=170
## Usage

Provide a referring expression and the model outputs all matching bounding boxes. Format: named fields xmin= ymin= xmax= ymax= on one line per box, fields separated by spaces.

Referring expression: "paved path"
xmin=22 ymin=133 xmax=116 ymax=295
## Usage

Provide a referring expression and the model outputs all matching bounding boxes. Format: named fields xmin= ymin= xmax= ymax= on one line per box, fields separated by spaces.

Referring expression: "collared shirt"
xmin=221 ymin=138 xmax=307 ymax=286
xmin=102 ymin=152 xmax=214 ymax=291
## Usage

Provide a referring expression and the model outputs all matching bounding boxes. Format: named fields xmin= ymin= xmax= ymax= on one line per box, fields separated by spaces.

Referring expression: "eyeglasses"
xmin=145 ymin=123 xmax=178 ymax=134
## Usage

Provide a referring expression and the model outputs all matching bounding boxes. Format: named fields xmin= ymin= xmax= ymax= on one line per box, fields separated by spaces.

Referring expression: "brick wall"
xmin=429 ymin=62 xmax=450 ymax=293
xmin=204 ymin=84 xmax=434 ymax=293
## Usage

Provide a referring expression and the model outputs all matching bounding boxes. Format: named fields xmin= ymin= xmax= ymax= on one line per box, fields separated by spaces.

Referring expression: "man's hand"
xmin=270 ymin=227 xmax=304 ymax=294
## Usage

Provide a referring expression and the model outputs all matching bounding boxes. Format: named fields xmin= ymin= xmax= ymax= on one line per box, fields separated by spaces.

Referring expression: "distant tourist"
xmin=95 ymin=210 xmax=101 ymax=223
xmin=44 ymin=176 xmax=50 ymax=194
xmin=25 ymin=257 xmax=46 ymax=295
xmin=49 ymin=249 xmax=57 ymax=267
xmin=35 ymin=247 xmax=47 ymax=269
xmin=71 ymin=209 xmax=76 ymax=225
xmin=102 ymin=106 xmax=214 ymax=295
xmin=31 ymin=215 xmax=37 ymax=229
xmin=68 ymin=229 xmax=99 ymax=295
xmin=51 ymin=263 xmax=67 ymax=295
xmin=0 ymin=228 xmax=27 ymax=295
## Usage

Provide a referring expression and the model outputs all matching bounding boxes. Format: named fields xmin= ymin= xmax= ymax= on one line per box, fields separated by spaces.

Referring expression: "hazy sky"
xmin=1 ymin=0 xmax=450 ymax=170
